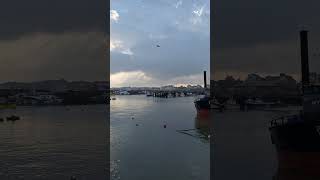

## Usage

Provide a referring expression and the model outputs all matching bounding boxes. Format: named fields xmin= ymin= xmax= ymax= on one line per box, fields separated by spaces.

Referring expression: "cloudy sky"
xmin=110 ymin=0 xmax=210 ymax=87
xmin=211 ymin=0 xmax=320 ymax=81
xmin=0 ymin=0 xmax=107 ymax=83
xmin=1 ymin=0 xmax=319 ymax=85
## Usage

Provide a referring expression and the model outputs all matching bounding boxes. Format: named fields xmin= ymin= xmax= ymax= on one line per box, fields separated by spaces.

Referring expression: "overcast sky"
xmin=110 ymin=0 xmax=210 ymax=87
xmin=1 ymin=0 xmax=319 ymax=85
xmin=0 ymin=0 xmax=107 ymax=83
xmin=211 ymin=0 xmax=320 ymax=81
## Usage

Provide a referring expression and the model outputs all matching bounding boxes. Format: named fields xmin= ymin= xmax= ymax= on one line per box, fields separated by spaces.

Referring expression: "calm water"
xmin=110 ymin=95 xmax=210 ymax=180
xmin=1 ymin=95 xmax=298 ymax=180
xmin=0 ymin=105 xmax=108 ymax=179
xmin=212 ymin=107 xmax=301 ymax=180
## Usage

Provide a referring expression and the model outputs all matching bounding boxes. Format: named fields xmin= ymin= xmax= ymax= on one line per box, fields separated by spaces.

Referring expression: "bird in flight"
xmin=156 ymin=45 xmax=160 ymax=47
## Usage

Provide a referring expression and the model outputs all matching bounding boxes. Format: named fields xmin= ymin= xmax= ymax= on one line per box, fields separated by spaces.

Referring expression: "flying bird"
xmin=156 ymin=45 xmax=160 ymax=47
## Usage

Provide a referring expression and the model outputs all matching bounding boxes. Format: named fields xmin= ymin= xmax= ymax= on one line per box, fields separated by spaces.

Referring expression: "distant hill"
xmin=0 ymin=79 xmax=109 ymax=92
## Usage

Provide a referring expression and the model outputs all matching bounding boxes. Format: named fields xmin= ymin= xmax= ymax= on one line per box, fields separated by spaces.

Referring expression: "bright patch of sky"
xmin=110 ymin=10 xmax=120 ymax=22
xmin=110 ymin=0 xmax=209 ymax=87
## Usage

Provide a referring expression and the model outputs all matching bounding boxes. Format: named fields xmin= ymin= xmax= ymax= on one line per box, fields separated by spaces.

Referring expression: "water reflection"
xmin=195 ymin=112 xmax=210 ymax=140
xmin=175 ymin=112 xmax=210 ymax=142
xmin=0 ymin=106 xmax=108 ymax=179
xmin=111 ymin=95 xmax=209 ymax=180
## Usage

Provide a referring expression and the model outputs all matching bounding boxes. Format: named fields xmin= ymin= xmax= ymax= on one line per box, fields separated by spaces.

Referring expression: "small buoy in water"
xmin=208 ymin=135 xmax=211 ymax=138
xmin=163 ymin=124 xmax=167 ymax=128
xmin=136 ymin=124 xmax=139 ymax=126
xmin=131 ymin=116 xmax=134 ymax=120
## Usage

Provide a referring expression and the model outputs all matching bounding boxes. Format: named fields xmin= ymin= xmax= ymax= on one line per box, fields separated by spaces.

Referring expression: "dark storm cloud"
xmin=0 ymin=0 xmax=108 ymax=82
xmin=0 ymin=0 xmax=107 ymax=40
xmin=0 ymin=32 xmax=107 ymax=82
xmin=213 ymin=0 xmax=320 ymax=48
xmin=212 ymin=0 xmax=320 ymax=79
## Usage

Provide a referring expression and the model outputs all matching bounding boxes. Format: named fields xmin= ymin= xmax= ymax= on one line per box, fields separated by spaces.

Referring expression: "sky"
xmin=1 ymin=0 xmax=319 ymax=85
xmin=0 ymin=0 xmax=107 ymax=83
xmin=211 ymin=0 xmax=320 ymax=81
xmin=110 ymin=0 xmax=210 ymax=87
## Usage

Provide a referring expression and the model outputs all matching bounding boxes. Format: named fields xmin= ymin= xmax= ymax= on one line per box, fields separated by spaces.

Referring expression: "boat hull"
xmin=194 ymin=98 xmax=210 ymax=111
xmin=274 ymin=150 xmax=320 ymax=180
xmin=270 ymin=121 xmax=320 ymax=179
xmin=270 ymin=122 xmax=320 ymax=152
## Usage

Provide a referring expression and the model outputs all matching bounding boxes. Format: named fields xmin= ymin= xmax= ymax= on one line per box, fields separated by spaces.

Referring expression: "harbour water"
xmin=110 ymin=95 xmax=210 ymax=180
xmin=0 ymin=105 xmax=108 ymax=179
xmin=1 ymin=95 xmax=304 ymax=180
xmin=212 ymin=107 xmax=303 ymax=180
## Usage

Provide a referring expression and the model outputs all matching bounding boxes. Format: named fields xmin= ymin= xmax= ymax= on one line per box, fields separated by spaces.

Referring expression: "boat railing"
xmin=270 ymin=114 xmax=301 ymax=128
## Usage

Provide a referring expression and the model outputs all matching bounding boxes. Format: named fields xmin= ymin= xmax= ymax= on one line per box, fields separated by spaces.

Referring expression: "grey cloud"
xmin=213 ymin=0 xmax=320 ymax=48
xmin=0 ymin=0 xmax=107 ymax=40
xmin=212 ymin=0 xmax=320 ymax=79
xmin=0 ymin=32 xmax=107 ymax=82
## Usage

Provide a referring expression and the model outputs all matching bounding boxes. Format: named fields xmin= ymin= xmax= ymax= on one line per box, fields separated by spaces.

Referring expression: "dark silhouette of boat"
xmin=194 ymin=95 xmax=211 ymax=111
xmin=6 ymin=115 xmax=20 ymax=121
xmin=194 ymin=70 xmax=225 ymax=112
xmin=194 ymin=71 xmax=210 ymax=111
xmin=194 ymin=95 xmax=226 ymax=112
xmin=269 ymin=30 xmax=320 ymax=178
xmin=146 ymin=91 xmax=153 ymax=97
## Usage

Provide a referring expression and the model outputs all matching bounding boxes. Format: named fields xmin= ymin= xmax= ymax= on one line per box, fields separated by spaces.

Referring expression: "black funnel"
xmin=204 ymin=71 xmax=207 ymax=89
xmin=300 ymin=30 xmax=310 ymax=86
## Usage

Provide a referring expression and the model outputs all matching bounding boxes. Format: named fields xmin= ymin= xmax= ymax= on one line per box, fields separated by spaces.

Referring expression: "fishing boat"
xmin=194 ymin=71 xmax=211 ymax=112
xmin=269 ymin=30 xmax=320 ymax=178
xmin=194 ymin=95 xmax=211 ymax=111
xmin=194 ymin=71 xmax=226 ymax=112
xmin=269 ymin=85 xmax=320 ymax=178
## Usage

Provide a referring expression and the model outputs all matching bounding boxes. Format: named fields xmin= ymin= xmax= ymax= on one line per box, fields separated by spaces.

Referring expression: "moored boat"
xmin=194 ymin=95 xmax=211 ymax=111
xmin=269 ymin=30 xmax=320 ymax=177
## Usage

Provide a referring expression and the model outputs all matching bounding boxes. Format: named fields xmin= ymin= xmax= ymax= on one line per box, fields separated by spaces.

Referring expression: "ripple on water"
xmin=110 ymin=160 xmax=121 ymax=180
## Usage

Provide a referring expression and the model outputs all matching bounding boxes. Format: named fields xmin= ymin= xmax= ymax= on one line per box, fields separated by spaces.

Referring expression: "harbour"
xmin=110 ymin=95 xmax=209 ymax=180
xmin=211 ymin=30 xmax=320 ymax=180
xmin=0 ymin=105 xmax=108 ymax=179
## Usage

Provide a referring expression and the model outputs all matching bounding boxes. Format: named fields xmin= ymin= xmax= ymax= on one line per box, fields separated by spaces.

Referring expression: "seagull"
xmin=156 ymin=45 xmax=160 ymax=47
